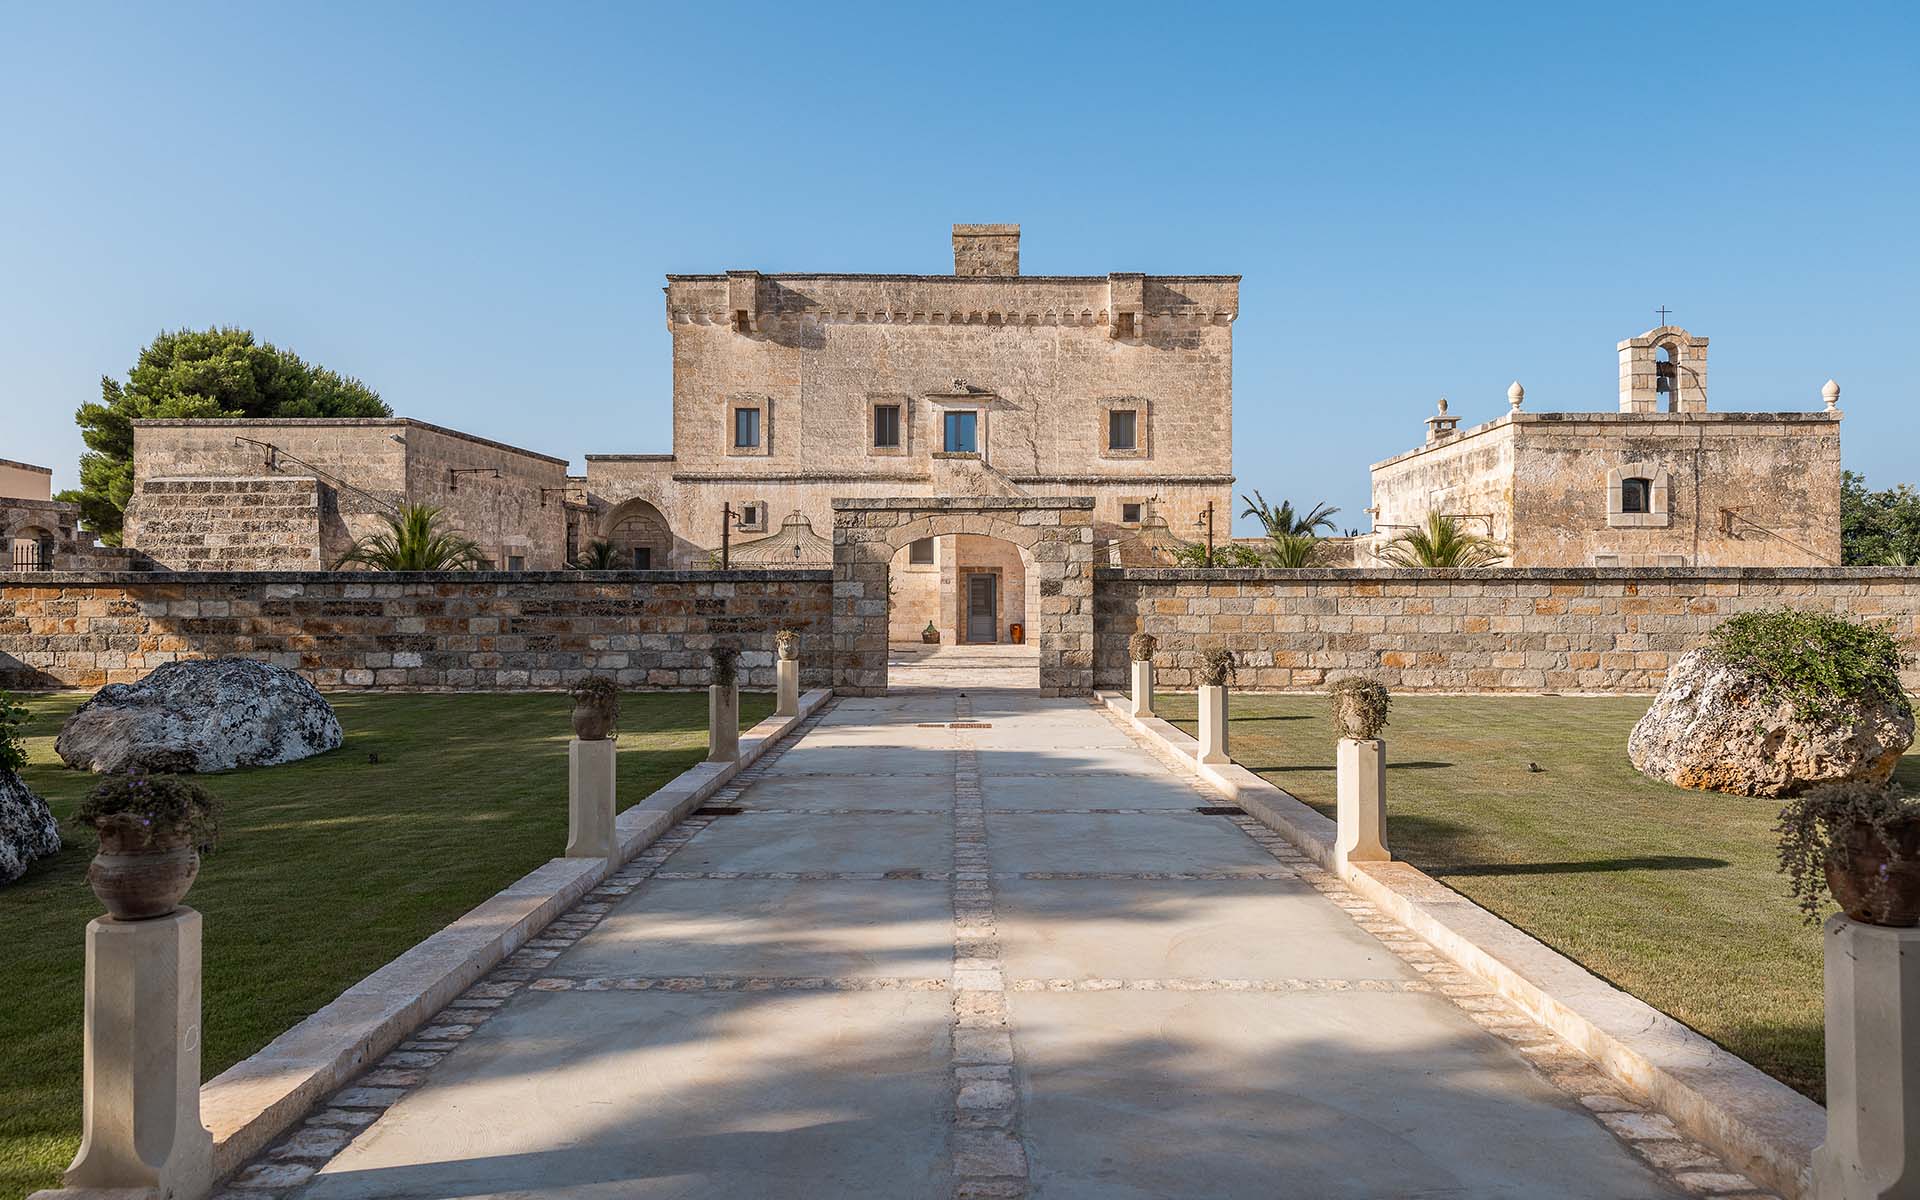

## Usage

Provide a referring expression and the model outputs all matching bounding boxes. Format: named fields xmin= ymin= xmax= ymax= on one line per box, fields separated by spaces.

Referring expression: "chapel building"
xmin=1367 ymin=326 xmax=1844 ymax=568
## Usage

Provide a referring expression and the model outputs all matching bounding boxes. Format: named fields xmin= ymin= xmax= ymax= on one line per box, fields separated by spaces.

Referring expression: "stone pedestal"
xmin=32 ymin=908 xmax=213 ymax=1200
xmin=566 ymin=738 xmax=616 ymax=860
xmin=1814 ymin=916 xmax=1920 ymax=1200
xmin=1196 ymin=685 xmax=1230 ymax=765
xmin=776 ymin=659 xmax=800 ymax=718
xmin=708 ymin=684 xmax=740 ymax=762
xmin=1130 ymin=661 xmax=1155 ymax=718
xmin=1335 ymin=738 xmax=1390 ymax=868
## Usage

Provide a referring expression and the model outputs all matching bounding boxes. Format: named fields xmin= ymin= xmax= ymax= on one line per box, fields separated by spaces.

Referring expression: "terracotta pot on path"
xmin=88 ymin=824 xmax=198 ymax=921
xmin=1824 ymin=815 xmax=1920 ymax=927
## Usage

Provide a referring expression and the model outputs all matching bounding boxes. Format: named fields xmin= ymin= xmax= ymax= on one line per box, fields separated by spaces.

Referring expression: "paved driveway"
xmin=249 ymin=689 xmax=1750 ymax=1199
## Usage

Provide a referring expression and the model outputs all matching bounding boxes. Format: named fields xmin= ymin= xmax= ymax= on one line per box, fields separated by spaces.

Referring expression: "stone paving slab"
xmin=994 ymin=877 xmax=1413 ymax=983
xmin=662 ymin=811 xmax=952 ymax=874
xmin=973 ymin=744 xmax=1167 ymax=776
xmin=985 ymin=812 xmax=1283 ymax=875
xmin=978 ymin=773 xmax=1213 ymax=811
xmin=551 ymin=876 xmax=954 ymax=980
xmin=764 ymin=743 xmax=960 ymax=775
xmin=1009 ymin=990 xmax=1688 ymax=1199
xmin=295 ymin=988 xmax=954 ymax=1200
xmin=732 ymin=773 xmax=958 ymax=811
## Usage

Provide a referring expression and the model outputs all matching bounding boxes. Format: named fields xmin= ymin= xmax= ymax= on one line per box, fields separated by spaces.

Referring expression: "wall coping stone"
xmin=665 ymin=272 xmax=1242 ymax=285
xmin=0 ymin=568 xmax=835 ymax=585
xmin=1371 ymin=408 xmax=1843 ymax=472
xmin=131 ymin=417 xmax=570 ymax=467
xmin=832 ymin=496 xmax=1095 ymax=512
xmin=1098 ymin=566 xmax=1920 ymax=582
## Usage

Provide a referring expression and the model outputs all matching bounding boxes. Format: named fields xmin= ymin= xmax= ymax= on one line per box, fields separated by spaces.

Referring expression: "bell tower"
xmin=1618 ymin=325 xmax=1708 ymax=413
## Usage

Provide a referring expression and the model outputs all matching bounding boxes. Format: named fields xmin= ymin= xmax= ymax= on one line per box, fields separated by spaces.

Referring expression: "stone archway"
xmin=832 ymin=497 xmax=1094 ymax=696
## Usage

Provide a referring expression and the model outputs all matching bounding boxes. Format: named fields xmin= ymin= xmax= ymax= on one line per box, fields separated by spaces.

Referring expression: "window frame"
xmin=724 ymin=395 xmax=771 ymax=457
xmin=942 ymin=409 xmax=980 ymax=454
xmin=907 ymin=536 xmax=936 ymax=565
xmin=868 ymin=395 xmax=909 ymax=457
xmin=1607 ymin=463 xmax=1672 ymax=528
xmin=1098 ymin=396 xmax=1151 ymax=459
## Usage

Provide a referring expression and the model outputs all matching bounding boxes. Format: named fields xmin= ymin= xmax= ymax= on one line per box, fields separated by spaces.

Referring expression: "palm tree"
xmin=1378 ymin=511 xmax=1507 ymax=568
xmin=571 ymin=539 xmax=622 ymax=570
xmin=1240 ymin=490 xmax=1340 ymax=537
xmin=1263 ymin=532 xmax=1323 ymax=568
xmin=333 ymin=503 xmax=488 ymax=571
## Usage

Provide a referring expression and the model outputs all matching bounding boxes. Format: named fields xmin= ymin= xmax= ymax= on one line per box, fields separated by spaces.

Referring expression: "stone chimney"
xmin=952 ymin=224 xmax=1020 ymax=276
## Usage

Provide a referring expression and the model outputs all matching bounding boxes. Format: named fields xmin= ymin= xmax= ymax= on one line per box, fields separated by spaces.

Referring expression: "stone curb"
xmin=198 ymin=688 xmax=831 ymax=1181
xmin=1096 ymin=690 xmax=1825 ymax=1200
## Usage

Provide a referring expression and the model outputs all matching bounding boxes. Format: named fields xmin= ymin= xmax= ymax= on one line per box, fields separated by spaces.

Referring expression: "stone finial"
xmin=1823 ymin=379 xmax=1841 ymax=411
xmin=1436 ymin=397 xmax=1449 ymax=415
xmin=1507 ymin=380 xmax=1525 ymax=411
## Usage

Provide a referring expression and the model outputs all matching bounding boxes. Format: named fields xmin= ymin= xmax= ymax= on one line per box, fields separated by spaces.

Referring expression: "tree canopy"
xmin=61 ymin=327 xmax=389 ymax=542
xmin=1840 ymin=470 xmax=1920 ymax=566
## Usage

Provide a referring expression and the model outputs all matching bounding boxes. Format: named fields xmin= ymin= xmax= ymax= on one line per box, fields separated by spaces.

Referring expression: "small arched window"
xmin=1621 ymin=477 xmax=1653 ymax=514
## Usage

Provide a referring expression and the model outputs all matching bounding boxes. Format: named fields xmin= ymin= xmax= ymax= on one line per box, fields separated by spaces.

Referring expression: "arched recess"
xmin=601 ymin=498 xmax=674 ymax=570
xmin=6 ymin=524 xmax=55 ymax=571
xmin=832 ymin=497 xmax=1095 ymax=696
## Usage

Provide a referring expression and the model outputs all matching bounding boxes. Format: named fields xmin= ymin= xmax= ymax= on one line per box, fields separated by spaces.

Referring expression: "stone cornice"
xmin=1369 ymin=409 xmax=1843 ymax=474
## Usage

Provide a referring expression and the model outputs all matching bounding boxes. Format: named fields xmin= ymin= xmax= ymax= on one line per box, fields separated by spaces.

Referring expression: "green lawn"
xmin=1158 ymin=692 xmax=1920 ymax=1106
xmin=1 ymin=690 xmax=772 ymax=1200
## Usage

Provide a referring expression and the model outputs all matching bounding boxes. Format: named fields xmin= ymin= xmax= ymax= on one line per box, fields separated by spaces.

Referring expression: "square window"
xmin=1109 ymin=410 xmax=1137 ymax=452
xmin=943 ymin=411 xmax=978 ymax=453
xmin=740 ymin=503 xmax=761 ymax=529
xmin=909 ymin=537 xmax=935 ymax=565
xmin=734 ymin=408 xmax=761 ymax=449
xmin=874 ymin=404 xmax=902 ymax=449
xmin=505 ymin=555 xmax=526 ymax=572
xmin=1621 ymin=477 xmax=1652 ymax=514
xmin=1121 ymin=502 xmax=1142 ymax=524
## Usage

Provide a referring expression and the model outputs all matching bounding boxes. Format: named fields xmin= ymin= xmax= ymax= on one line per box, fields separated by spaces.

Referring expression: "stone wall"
xmin=0 ymin=571 xmax=833 ymax=691
xmin=1094 ymin=567 xmax=1920 ymax=693
xmin=125 ymin=477 xmax=326 ymax=570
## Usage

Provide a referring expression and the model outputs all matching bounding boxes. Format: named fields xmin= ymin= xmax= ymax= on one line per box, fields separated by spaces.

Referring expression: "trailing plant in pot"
xmin=1198 ymin=648 xmax=1237 ymax=689
xmin=710 ymin=643 xmax=741 ymax=688
xmin=1128 ymin=633 xmax=1158 ymax=663
xmin=570 ymin=676 xmax=620 ymax=741
xmin=1329 ymin=677 xmax=1391 ymax=741
xmin=775 ymin=628 xmax=801 ymax=662
xmin=1777 ymin=780 xmax=1920 ymax=927
xmin=73 ymin=772 xmax=220 ymax=920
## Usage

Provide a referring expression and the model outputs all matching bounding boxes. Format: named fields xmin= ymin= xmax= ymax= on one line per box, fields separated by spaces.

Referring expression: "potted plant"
xmin=775 ymin=628 xmax=801 ymax=662
xmin=1129 ymin=633 xmax=1158 ymax=663
xmin=570 ymin=676 xmax=620 ymax=741
xmin=1778 ymin=780 xmax=1920 ymax=926
xmin=1329 ymin=677 xmax=1391 ymax=741
xmin=73 ymin=772 xmax=219 ymax=920
xmin=1198 ymin=648 xmax=1237 ymax=689
xmin=922 ymin=620 xmax=940 ymax=645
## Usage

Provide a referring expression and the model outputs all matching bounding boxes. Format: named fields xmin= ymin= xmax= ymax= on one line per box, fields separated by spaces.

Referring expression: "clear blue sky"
xmin=3 ymin=2 xmax=1914 ymax=534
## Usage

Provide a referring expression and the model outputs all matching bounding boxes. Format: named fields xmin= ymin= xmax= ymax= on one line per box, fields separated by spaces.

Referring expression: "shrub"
xmin=1198 ymin=648 xmax=1237 ymax=688
xmin=73 ymin=772 xmax=220 ymax=850
xmin=1328 ymin=676 xmax=1391 ymax=739
xmin=1378 ymin=511 xmax=1506 ymax=568
xmin=0 ymin=690 xmax=26 ymax=774
xmin=570 ymin=675 xmax=620 ymax=715
xmin=1128 ymin=633 xmax=1158 ymax=662
xmin=1776 ymin=779 xmax=1920 ymax=923
xmin=1707 ymin=609 xmax=1912 ymax=726
xmin=1172 ymin=542 xmax=1266 ymax=568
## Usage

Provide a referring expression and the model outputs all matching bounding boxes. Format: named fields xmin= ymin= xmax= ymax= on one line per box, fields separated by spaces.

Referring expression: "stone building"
xmin=125 ymin=418 xmax=573 ymax=570
xmin=583 ymin=223 xmax=1239 ymax=644
xmin=0 ymin=458 xmax=137 ymax=571
xmin=1367 ymin=326 xmax=1844 ymax=567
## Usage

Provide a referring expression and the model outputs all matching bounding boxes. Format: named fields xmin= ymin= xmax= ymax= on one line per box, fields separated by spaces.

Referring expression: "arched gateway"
xmin=832 ymin=497 xmax=1095 ymax=696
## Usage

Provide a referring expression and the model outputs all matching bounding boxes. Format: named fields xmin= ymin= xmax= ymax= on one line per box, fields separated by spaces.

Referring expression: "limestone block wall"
xmin=0 ymin=571 xmax=833 ymax=692
xmin=1093 ymin=567 xmax=1920 ymax=694
xmin=123 ymin=477 xmax=326 ymax=570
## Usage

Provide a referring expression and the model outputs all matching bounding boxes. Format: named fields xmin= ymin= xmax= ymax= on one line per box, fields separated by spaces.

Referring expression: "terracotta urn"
xmin=88 ymin=822 xmax=198 ymax=921
xmin=775 ymin=630 xmax=800 ymax=662
xmin=571 ymin=698 xmax=616 ymax=741
xmin=1824 ymin=816 xmax=1920 ymax=927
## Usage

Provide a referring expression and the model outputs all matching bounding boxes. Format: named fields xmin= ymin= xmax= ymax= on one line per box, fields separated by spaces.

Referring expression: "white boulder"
xmin=1628 ymin=647 xmax=1914 ymax=798
xmin=56 ymin=658 xmax=343 ymax=774
xmin=1 ymin=768 xmax=61 ymax=884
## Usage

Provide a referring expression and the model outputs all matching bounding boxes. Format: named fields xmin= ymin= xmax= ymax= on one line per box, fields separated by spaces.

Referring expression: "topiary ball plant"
xmin=1128 ymin=633 xmax=1158 ymax=663
xmin=74 ymin=771 xmax=220 ymax=851
xmin=1198 ymin=648 xmax=1237 ymax=689
xmin=1328 ymin=676 xmax=1391 ymax=741
xmin=1777 ymin=779 xmax=1920 ymax=926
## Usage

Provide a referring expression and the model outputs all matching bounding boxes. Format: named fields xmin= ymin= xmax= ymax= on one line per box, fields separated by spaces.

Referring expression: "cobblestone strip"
xmin=948 ymin=696 xmax=1031 ymax=1199
xmin=1091 ymin=700 xmax=1781 ymax=1200
xmin=216 ymin=701 xmax=837 ymax=1200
